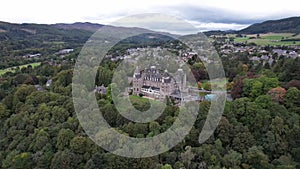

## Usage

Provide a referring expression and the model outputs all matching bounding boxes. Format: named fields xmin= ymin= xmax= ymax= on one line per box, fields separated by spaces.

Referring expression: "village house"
xmin=95 ymin=84 xmax=107 ymax=94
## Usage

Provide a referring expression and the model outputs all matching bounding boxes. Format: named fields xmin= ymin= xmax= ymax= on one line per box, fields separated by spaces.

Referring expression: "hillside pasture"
xmin=233 ymin=33 xmax=300 ymax=46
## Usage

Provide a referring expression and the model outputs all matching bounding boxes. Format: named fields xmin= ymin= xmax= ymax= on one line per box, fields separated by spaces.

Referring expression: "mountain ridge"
xmin=238 ymin=16 xmax=300 ymax=34
xmin=52 ymin=22 xmax=104 ymax=32
xmin=203 ymin=16 xmax=300 ymax=35
xmin=1 ymin=16 xmax=300 ymax=36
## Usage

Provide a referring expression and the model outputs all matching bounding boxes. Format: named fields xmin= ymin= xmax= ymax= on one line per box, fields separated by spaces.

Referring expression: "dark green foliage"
xmin=0 ymin=20 xmax=299 ymax=169
xmin=0 ymin=65 xmax=299 ymax=169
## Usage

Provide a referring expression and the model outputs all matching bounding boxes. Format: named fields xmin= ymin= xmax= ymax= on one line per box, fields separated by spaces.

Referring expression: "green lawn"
xmin=233 ymin=33 xmax=300 ymax=46
xmin=113 ymin=95 xmax=156 ymax=112
xmin=0 ymin=62 xmax=41 ymax=75
xmin=234 ymin=37 xmax=250 ymax=43
xmin=129 ymin=95 xmax=151 ymax=103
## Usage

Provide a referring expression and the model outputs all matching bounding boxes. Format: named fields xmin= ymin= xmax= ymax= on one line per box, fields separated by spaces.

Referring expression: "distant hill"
xmin=0 ymin=21 xmax=178 ymax=57
xmin=52 ymin=22 xmax=104 ymax=32
xmin=0 ymin=22 xmax=94 ymax=41
xmin=203 ymin=30 xmax=236 ymax=36
xmin=1 ymin=16 xmax=299 ymax=57
xmin=203 ymin=17 xmax=300 ymax=35
xmin=203 ymin=30 xmax=227 ymax=36
xmin=239 ymin=17 xmax=300 ymax=34
xmin=0 ymin=22 xmax=96 ymax=56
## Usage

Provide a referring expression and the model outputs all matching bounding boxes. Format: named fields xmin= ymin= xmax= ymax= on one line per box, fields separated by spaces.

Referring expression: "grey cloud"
xmin=162 ymin=5 xmax=264 ymax=24
xmin=157 ymin=4 xmax=300 ymax=25
xmin=82 ymin=4 xmax=300 ymax=32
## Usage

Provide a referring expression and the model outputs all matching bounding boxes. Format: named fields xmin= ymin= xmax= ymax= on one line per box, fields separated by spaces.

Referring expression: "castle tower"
xmin=133 ymin=66 xmax=142 ymax=95
xmin=175 ymin=68 xmax=187 ymax=92
xmin=134 ymin=66 xmax=140 ymax=75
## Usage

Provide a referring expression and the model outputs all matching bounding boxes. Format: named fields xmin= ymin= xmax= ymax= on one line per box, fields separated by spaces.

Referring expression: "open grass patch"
xmin=233 ymin=33 xmax=300 ymax=45
xmin=0 ymin=62 xmax=41 ymax=75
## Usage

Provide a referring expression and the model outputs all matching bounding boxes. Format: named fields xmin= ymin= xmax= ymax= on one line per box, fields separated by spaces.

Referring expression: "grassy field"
xmin=233 ymin=33 xmax=300 ymax=46
xmin=129 ymin=95 xmax=151 ymax=103
xmin=0 ymin=62 xmax=41 ymax=75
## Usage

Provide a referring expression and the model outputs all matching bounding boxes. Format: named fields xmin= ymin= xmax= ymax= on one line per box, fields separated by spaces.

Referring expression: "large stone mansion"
xmin=132 ymin=66 xmax=188 ymax=101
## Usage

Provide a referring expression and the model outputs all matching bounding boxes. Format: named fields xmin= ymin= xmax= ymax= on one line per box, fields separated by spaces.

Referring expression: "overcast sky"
xmin=1 ymin=0 xmax=299 ymax=32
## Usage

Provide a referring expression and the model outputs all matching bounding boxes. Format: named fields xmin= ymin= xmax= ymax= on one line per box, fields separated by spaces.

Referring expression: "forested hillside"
xmin=0 ymin=22 xmax=95 ymax=57
xmin=239 ymin=17 xmax=300 ymax=34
